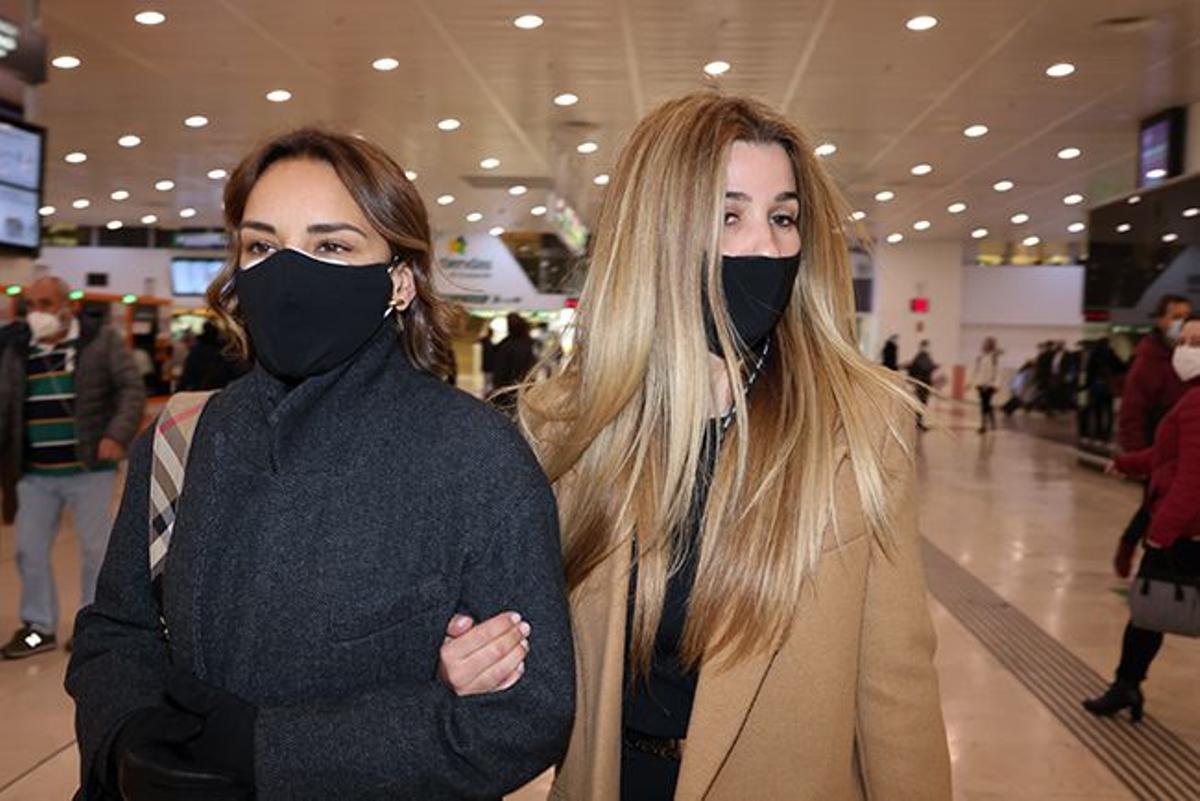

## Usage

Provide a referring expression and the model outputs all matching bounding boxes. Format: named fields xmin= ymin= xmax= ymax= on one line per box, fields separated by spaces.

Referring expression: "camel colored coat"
xmin=550 ymin=416 xmax=952 ymax=801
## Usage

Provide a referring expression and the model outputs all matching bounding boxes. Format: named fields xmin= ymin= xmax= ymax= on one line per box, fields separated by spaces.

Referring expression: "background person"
xmin=970 ymin=337 xmax=1002 ymax=434
xmin=0 ymin=277 xmax=145 ymax=659
xmin=1084 ymin=314 xmax=1200 ymax=721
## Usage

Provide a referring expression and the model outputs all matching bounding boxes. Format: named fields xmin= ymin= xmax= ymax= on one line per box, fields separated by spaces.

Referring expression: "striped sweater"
xmin=25 ymin=332 xmax=115 ymax=476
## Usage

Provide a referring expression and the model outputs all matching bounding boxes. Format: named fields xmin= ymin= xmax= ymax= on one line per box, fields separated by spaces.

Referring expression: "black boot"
xmin=1083 ymin=681 xmax=1144 ymax=722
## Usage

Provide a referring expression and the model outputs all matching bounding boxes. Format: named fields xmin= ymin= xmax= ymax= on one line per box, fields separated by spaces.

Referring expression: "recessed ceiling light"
xmin=134 ymin=10 xmax=166 ymax=25
xmin=1063 ymin=193 xmax=1085 ymax=206
xmin=577 ymin=141 xmax=599 ymax=155
xmin=553 ymin=93 xmax=579 ymax=107
xmin=993 ymin=180 xmax=1015 ymax=192
xmin=593 ymin=174 xmax=610 ymax=186
xmin=1057 ymin=146 xmax=1082 ymax=160
xmin=1183 ymin=207 xmax=1199 ymax=218
xmin=874 ymin=190 xmax=895 ymax=202
xmin=1146 ymin=168 xmax=1168 ymax=180
xmin=480 ymin=157 xmax=501 ymax=170
xmin=1022 ymin=235 xmax=1041 ymax=246
xmin=436 ymin=194 xmax=455 ymax=206
xmin=947 ymin=202 xmax=968 ymax=214
xmin=913 ymin=220 xmax=932 ymax=231
xmin=971 ymin=228 xmax=989 ymax=239
xmin=906 ymin=15 xmax=938 ymax=31
xmin=51 ymin=55 xmax=81 ymax=69
xmin=466 ymin=212 xmax=484 ymax=222
xmin=266 ymin=89 xmax=292 ymax=103
xmin=531 ymin=205 xmax=547 ymax=216
xmin=1046 ymin=62 xmax=1076 ymax=78
xmin=703 ymin=60 xmax=731 ymax=76
xmin=437 ymin=118 xmax=461 ymax=131
xmin=141 ymin=214 xmax=158 ymax=225
xmin=155 ymin=180 xmax=175 ymax=191
xmin=850 ymin=210 xmax=867 ymax=221
xmin=117 ymin=134 xmax=142 ymax=148
xmin=372 ymin=57 xmax=399 ymax=72
xmin=179 ymin=207 xmax=197 ymax=219
xmin=72 ymin=198 xmax=90 ymax=209
xmin=814 ymin=142 xmax=837 ymax=157
xmin=1162 ymin=232 xmax=1179 ymax=243
xmin=207 ymin=168 xmax=227 ymax=180
xmin=38 ymin=205 xmax=56 ymax=216
xmin=910 ymin=163 xmax=933 ymax=176
xmin=184 ymin=115 xmax=209 ymax=128
xmin=886 ymin=233 xmax=904 ymax=244
xmin=1011 ymin=212 xmax=1030 ymax=224
xmin=1127 ymin=195 xmax=1142 ymax=205
xmin=106 ymin=220 xmax=123 ymax=231
xmin=405 ymin=170 xmax=418 ymax=181
xmin=489 ymin=226 xmax=506 ymax=236
xmin=1116 ymin=223 xmax=1132 ymax=233
xmin=110 ymin=190 xmax=130 ymax=201
xmin=1068 ymin=222 xmax=1086 ymax=233
xmin=64 ymin=151 xmax=87 ymax=164
xmin=513 ymin=14 xmax=544 ymax=30
xmin=963 ymin=124 xmax=989 ymax=138
xmin=508 ymin=184 xmax=528 ymax=196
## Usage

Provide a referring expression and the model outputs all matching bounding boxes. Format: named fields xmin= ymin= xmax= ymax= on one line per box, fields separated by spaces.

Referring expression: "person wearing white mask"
xmin=1085 ymin=315 xmax=1200 ymax=720
xmin=0 ymin=276 xmax=145 ymax=659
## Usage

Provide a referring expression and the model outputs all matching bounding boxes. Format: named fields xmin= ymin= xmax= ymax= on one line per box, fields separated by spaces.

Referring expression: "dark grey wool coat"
xmin=65 ymin=328 xmax=575 ymax=800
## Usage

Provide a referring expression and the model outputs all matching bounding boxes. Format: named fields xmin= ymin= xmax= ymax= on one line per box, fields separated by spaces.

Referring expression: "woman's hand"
xmin=438 ymin=612 xmax=530 ymax=697
xmin=1104 ymin=460 xmax=1125 ymax=479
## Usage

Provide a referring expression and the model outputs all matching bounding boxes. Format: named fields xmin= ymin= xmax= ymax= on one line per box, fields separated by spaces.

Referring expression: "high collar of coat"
xmin=238 ymin=323 xmax=422 ymax=472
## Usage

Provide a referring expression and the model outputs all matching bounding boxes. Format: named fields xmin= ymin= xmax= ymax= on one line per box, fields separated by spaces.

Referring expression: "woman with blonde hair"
xmin=441 ymin=90 xmax=951 ymax=800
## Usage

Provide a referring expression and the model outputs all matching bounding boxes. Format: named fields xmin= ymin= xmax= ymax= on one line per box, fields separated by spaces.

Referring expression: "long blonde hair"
xmin=520 ymin=91 xmax=913 ymax=677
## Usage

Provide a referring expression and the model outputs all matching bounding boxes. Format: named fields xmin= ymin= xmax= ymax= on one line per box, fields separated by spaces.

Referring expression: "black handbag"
xmin=1129 ymin=542 xmax=1200 ymax=637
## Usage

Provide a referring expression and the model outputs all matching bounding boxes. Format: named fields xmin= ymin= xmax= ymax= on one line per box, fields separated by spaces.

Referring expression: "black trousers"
xmin=621 ymin=741 xmax=679 ymax=801
xmin=977 ymin=387 xmax=997 ymax=429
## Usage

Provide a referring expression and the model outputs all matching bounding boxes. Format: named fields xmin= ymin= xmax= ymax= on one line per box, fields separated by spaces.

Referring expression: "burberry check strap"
xmin=148 ymin=391 xmax=217 ymax=582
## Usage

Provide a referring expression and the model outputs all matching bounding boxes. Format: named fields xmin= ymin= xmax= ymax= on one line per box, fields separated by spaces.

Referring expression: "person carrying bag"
xmin=1084 ymin=315 xmax=1200 ymax=720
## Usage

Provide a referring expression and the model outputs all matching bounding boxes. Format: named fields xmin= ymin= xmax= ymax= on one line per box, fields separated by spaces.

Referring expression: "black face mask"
xmin=704 ymin=253 xmax=802 ymax=356
xmin=234 ymin=248 xmax=395 ymax=380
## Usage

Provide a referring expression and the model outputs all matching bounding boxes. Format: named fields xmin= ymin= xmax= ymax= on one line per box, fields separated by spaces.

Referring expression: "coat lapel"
xmin=675 ymin=645 xmax=778 ymax=800
xmin=675 ymin=439 xmax=852 ymax=800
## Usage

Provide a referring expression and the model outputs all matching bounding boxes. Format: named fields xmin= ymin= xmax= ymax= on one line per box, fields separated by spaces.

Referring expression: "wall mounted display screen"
xmin=0 ymin=117 xmax=44 ymax=255
xmin=1137 ymin=107 xmax=1186 ymax=188
xmin=170 ymin=258 xmax=225 ymax=297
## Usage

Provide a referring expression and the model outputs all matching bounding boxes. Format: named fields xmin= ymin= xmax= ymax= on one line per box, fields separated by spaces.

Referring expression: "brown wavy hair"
xmin=207 ymin=127 xmax=455 ymax=380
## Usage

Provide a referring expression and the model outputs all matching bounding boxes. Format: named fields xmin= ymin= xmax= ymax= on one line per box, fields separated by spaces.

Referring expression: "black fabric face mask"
xmin=234 ymin=248 xmax=395 ymax=380
xmin=704 ymin=253 xmax=802 ymax=356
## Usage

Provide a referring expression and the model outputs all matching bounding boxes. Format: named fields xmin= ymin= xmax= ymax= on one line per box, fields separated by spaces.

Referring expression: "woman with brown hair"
xmin=442 ymin=92 xmax=951 ymax=799
xmin=66 ymin=128 xmax=574 ymax=801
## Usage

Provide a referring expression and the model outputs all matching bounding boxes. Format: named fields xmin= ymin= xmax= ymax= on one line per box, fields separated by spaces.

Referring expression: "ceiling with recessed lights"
xmin=13 ymin=0 xmax=1200 ymax=251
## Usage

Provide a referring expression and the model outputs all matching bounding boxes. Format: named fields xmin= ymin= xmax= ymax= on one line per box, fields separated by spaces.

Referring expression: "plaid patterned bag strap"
xmin=148 ymin=391 xmax=217 ymax=584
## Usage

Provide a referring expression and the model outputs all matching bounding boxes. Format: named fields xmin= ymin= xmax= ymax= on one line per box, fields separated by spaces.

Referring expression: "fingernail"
xmin=521 ymin=639 xmax=530 ymax=651
xmin=509 ymin=612 xmax=522 ymax=625
xmin=518 ymin=662 xmax=526 ymax=673
xmin=519 ymin=622 xmax=531 ymax=637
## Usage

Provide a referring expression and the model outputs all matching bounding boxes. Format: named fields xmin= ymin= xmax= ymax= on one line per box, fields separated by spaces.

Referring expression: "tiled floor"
xmin=0 ymin=404 xmax=1196 ymax=800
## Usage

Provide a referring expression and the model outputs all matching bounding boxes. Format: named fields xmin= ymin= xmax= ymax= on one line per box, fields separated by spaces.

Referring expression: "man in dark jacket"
xmin=1112 ymin=294 xmax=1192 ymax=577
xmin=905 ymin=339 xmax=937 ymax=430
xmin=881 ymin=334 xmax=899 ymax=371
xmin=489 ymin=313 xmax=538 ymax=413
xmin=178 ymin=321 xmax=249 ymax=391
xmin=0 ymin=276 xmax=145 ymax=659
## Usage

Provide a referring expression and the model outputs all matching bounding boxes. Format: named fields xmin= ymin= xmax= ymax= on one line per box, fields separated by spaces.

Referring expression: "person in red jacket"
xmin=1111 ymin=294 xmax=1192 ymax=578
xmin=1084 ymin=314 xmax=1200 ymax=721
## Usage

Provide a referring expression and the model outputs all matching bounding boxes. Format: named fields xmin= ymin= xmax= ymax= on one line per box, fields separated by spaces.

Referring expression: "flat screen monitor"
xmin=0 ymin=117 xmax=44 ymax=255
xmin=1137 ymin=107 xmax=1186 ymax=188
xmin=170 ymin=258 xmax=225 ymax=297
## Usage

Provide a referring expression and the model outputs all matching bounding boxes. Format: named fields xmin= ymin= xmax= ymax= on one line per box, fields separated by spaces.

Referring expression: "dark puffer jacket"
xmin=0 ymin=313 xmax=145 ymax=514
xmin=65 ymin=328 xmax=575 ymax=801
